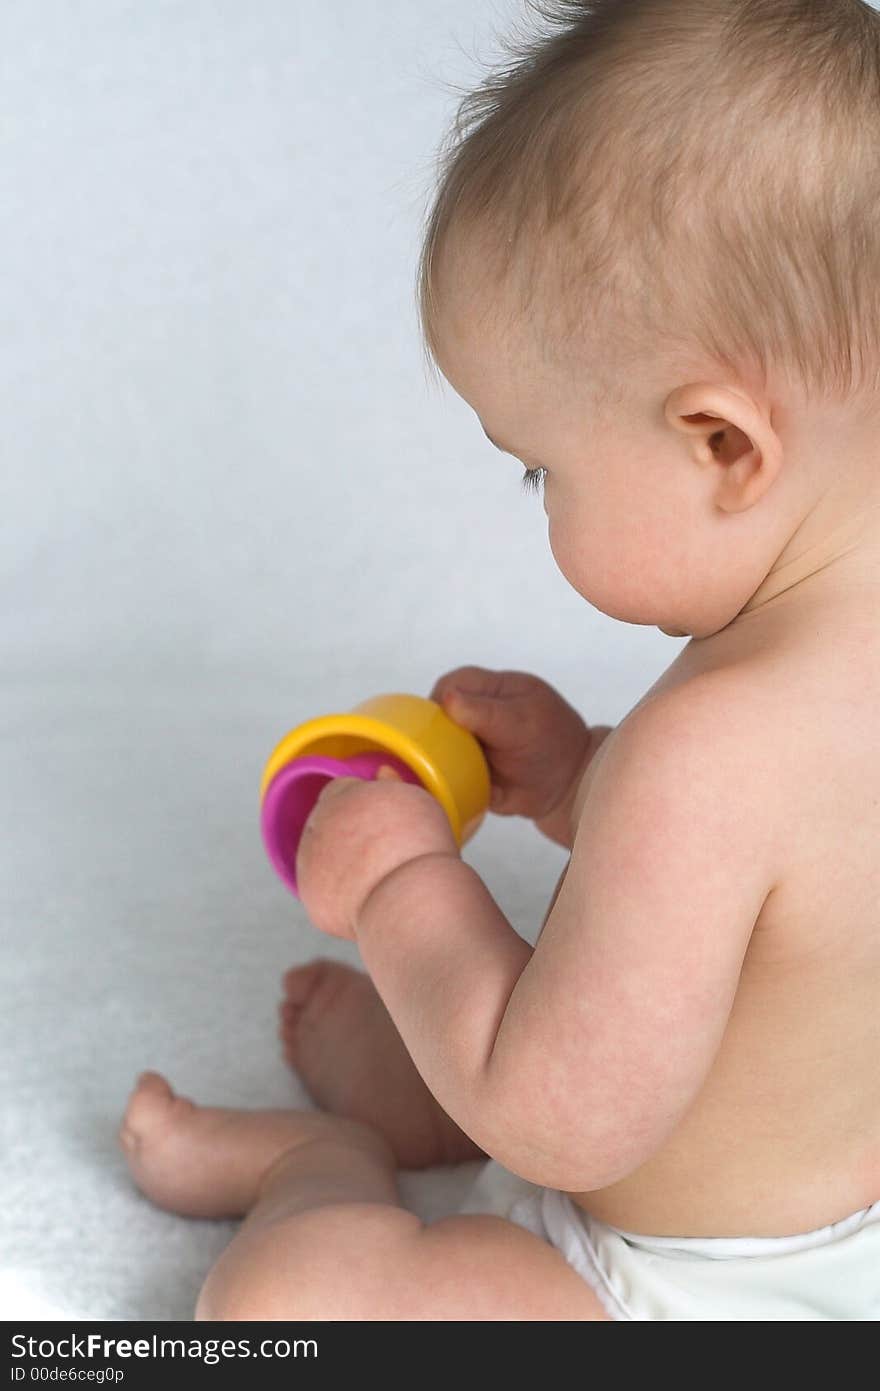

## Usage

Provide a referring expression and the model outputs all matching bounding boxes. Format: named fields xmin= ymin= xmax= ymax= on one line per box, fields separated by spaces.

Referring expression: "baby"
xmin=119 ymin=0 xmax=880 ymax=1319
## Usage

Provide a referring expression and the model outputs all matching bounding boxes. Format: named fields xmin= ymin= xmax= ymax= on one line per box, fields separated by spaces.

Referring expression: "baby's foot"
xmin=279 ymin=960 xmax=484 ymax=1169
xmin=118 ymin=1071 xmax=386 ymax=1219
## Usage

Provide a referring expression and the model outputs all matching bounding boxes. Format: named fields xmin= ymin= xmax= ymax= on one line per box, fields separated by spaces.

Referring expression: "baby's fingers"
xmin=437 ymin=687 xmax=523 ymax=749
xmin=428 ymin=664 xmax=500 ymax=706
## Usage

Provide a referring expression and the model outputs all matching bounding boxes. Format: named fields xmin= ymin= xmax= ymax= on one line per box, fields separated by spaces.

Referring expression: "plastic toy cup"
xmin=259 ymin=693 xmax=491 ymax=899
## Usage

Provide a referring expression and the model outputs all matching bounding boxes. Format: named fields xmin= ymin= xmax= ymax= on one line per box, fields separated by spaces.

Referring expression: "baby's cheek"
xmin=549 ymin=507 xmax=665 ymax=624
xmin=548 ymin=507 xmax=614 ymax=602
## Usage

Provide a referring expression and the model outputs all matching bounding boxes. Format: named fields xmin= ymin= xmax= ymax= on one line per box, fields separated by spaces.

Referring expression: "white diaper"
xmin=460 ymin=1160 xmax=880 ymax=1320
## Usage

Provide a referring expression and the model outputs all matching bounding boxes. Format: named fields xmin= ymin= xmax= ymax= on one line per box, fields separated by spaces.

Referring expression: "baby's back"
xmin=574 ymin=587 xmax=880 ymax=1237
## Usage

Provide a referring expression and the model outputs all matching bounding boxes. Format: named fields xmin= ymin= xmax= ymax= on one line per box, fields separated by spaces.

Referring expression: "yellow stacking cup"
xmin=260 ymin=693 xmax=491 ymax=898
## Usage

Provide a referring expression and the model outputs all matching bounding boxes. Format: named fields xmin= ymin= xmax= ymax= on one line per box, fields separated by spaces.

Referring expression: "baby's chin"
xmin=659 ymin=625 xmax=690 ymax=638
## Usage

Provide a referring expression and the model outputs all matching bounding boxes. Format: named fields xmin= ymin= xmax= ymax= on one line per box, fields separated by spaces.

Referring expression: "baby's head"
xmin=418 ymin=0 xmax=880 ymax=638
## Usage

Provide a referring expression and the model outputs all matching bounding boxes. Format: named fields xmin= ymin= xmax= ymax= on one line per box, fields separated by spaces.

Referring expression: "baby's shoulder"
xmin=579 ymin=664 xmax=790 ymax=849
xmin=619 ymin=640 xmax=826 ymax=776
xmin=614 ymin=661 xmax=779 ymax=769
xmin=598 ymin=644 xmax=871 ymax=848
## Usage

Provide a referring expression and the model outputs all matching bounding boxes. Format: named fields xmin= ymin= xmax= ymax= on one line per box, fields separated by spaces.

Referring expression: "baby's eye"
xmin=521 ymin=467 xmax=547 ymax=496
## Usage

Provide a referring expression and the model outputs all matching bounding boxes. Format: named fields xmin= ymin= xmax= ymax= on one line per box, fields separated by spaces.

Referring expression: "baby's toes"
xmin=118 ymin=1071 xmax=192 ymax=1155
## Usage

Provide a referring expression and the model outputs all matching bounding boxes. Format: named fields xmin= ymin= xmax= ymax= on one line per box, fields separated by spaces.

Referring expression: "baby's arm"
xmin=355 ymin=676 xmax=783 ymax=1191
xmin=533 ymin=723 xmax=615 ymax=850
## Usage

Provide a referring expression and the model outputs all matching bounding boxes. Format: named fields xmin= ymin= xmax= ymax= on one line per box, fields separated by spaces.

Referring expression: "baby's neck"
xmin=737 ymin=497 xmax=880 ymax=626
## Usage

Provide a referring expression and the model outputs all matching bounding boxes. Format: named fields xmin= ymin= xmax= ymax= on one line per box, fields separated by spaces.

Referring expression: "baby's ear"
xmin=664 ymin=383 xmax=784 ymax=515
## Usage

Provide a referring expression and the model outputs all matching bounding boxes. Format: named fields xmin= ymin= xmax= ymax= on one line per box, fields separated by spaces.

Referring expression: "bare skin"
xmin=276 ymin=521 xmax=880 ymax=1239
xmin=120 ymin=1072 xmax=609 ymax=1320
xmin=121 ymin=235 xmax=880 ymax=1315
xmin=278 ymin=959 xmax=483 ymax=1169
xmin=568 ymin=552 xmax=880 ymax=1234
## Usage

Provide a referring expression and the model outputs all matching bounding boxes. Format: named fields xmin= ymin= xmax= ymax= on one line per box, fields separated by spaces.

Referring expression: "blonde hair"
xmin=417 ymin=0 xmax=880 ymax=411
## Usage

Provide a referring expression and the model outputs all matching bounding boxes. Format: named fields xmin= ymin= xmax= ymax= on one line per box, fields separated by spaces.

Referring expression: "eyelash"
xmin=521 ymin=467 xmax=547 ymax=496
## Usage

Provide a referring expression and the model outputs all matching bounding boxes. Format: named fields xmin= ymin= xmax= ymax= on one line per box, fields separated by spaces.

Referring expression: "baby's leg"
xmin=119 ymin=1072 xmax=608 ymax=1322
xmin=280 ymin=959 xmax=483 ymax=1168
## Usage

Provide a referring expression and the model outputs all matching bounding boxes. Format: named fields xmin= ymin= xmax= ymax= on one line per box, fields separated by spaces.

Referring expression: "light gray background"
xmin=1 ymin=0 xmax=685 ymax=1318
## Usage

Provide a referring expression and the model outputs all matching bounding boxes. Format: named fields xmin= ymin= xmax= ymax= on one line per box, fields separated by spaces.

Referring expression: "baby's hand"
xmin=430 ymin=666 xmax=594 ymax=826
xmin=295 ymin=768 xmax=459 ymax=941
